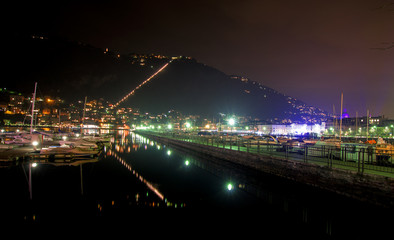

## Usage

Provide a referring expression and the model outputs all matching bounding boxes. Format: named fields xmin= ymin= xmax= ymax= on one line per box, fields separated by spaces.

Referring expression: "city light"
xmin=228 ymin=118 xmax=235 ymax=126
xmin=227 ymin=183 xmax=233 ymax=191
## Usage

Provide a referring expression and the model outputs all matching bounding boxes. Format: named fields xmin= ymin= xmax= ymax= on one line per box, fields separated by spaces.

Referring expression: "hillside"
xmin=3 ymin=33 xmax=328 ymax=123
xmin=124 ymin=59 xmax=328 ymax=122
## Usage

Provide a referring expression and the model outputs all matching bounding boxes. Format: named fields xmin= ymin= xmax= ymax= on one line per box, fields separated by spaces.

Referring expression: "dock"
xmin=136 ymin=131 xmax=394 ymax=208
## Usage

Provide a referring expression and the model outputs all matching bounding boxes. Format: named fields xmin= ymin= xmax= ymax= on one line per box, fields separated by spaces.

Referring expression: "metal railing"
xmin=142 ymin=131 xmax=394 ymax=176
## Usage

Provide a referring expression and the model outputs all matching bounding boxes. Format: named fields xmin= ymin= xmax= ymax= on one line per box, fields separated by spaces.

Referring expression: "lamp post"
xmin=228 ymin=118 xmax=235 ymax=133
xmin=391 ymin=125 xmax=394 ymax=137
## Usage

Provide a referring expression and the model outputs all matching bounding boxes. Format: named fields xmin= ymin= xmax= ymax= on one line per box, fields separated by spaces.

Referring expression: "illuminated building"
xmin=257 ymin=123 xmax=326 ymax=136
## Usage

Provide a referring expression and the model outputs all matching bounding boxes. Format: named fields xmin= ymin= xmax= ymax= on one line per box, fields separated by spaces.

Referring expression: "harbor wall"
xmin=138 ymin=132 xmax=394 ymax=208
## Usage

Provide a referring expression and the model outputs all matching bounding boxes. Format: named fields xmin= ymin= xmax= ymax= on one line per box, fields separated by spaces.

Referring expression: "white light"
xmin=227 ymin=183 xmax=233 ymax=191
xmin=228 ymin=118 xmax=235 ymax=126
xmin=32 ymin=162 xmax=37 ymax=168
xmin=32 ymin=141 xmax=39 ymax=146
xmin=62 ymin=136 xmax=67 ymax=141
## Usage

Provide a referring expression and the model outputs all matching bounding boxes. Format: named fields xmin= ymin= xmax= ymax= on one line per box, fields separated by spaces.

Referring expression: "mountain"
xmin=4 ymin=33 xmax=164 ymax=102
xmin=3 ymin=33 xmax=328 ymax=123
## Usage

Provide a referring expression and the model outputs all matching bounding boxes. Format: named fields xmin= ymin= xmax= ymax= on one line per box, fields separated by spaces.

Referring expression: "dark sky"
xmin=11 ymin=0 xmax=394 ymax=117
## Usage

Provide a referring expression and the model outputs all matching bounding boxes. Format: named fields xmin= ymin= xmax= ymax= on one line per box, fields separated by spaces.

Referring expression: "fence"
xmin=144 ymin=131 xmax=394 ymax=176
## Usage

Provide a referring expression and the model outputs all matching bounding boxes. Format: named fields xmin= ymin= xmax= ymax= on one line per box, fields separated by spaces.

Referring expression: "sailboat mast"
xmin=333 ymin=104 xmax=336 ymax=138
xmin=366 ymin=109 xmax=369 ymax=141
xmin=355 ymin=111 xmax=358 ymax=136
xmin=30 ymin=82 xmax=37 ymax=135
xmin=339 ymin=92 xmax=343 ymax=141
xmin=81 ymin=96 xmax=87 ymax=135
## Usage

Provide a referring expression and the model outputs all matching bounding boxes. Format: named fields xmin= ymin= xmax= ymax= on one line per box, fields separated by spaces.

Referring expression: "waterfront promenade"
xmin=136 ymin=130 xmax=394 ymax=208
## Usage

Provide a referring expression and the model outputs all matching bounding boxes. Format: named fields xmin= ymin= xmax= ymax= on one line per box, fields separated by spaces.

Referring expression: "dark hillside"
xmin=3 ymin=33 xmax=328 ymax=122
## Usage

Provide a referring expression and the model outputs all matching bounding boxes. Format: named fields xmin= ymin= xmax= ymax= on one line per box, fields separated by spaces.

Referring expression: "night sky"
xmin=10 ymin=0 xmax=394 ymax=117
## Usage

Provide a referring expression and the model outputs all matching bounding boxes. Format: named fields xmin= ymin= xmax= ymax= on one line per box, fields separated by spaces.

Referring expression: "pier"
xmin=136 ymin=131 xmax=394 ymax=208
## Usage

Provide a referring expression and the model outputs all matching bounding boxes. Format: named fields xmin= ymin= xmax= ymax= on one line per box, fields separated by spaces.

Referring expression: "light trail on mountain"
xmin=112 ymin=61 xmax=171 ymax=108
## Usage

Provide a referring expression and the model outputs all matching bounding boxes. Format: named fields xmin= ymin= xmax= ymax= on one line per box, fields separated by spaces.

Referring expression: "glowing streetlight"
xmin=228 ymin=118 xmax=235 ymax=133
xmin=227 ymin=183 xmax=234 ymax=191
xmin=185 ymin=122 xmax=191 ymax=129
xmin=228 ymin=118 xmax=235 ymax=126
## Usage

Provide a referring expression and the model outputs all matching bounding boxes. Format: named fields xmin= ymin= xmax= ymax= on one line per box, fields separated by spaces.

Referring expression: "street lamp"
xmin=391 ymin=125 xmax=394 ymax=138
xmin=227 ymin=182 xmax=233 ymax=191
xmin=228 ymin=118 xmax=235 ymax=133
xmin=228 ymin=118 xmax=235 ymax=126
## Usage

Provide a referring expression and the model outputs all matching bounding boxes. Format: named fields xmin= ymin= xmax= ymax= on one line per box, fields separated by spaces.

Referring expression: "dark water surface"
xmin=0 ymin=131 xmax=392 ymax=237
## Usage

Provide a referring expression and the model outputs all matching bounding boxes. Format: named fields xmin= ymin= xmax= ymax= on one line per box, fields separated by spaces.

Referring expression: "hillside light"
xmin=168 ymin=124 xmax=172 ymax=129
xmin=186 ymin=122 xmax=191 ymax=128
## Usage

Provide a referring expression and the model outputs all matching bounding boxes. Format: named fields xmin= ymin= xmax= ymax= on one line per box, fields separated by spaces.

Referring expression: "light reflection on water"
xmin=111 ymin=132 xmax=256 ymax=209
xmin=113 ymin=132 xmax=393 ymax=237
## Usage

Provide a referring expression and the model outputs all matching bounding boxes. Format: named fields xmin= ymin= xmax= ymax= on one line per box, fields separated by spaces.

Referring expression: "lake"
xmin=0 ymin=131 xmax=392 ymax=237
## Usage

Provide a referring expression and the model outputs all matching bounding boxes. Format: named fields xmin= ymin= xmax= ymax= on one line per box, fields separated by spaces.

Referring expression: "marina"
xmin=1 ymin=131 xmax=393 ymax=237
xmin=4 ymin=3 xmax=394 ymax=236
xmin=0 ymin=131 xmax=109 ymax=164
